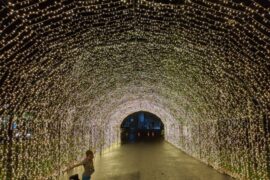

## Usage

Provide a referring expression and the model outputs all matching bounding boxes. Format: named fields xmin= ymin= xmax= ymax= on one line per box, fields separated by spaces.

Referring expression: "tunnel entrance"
xmin=120 ymin=111 xmax=164 ymax=144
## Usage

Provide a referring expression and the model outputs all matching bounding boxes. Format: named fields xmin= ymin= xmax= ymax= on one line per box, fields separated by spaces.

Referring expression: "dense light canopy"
xmin=0 ymin=0 xmax=269 ymax=179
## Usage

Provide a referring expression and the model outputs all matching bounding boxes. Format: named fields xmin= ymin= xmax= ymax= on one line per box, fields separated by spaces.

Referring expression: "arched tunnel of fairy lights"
xmin=0 ymin=0 xmax=269 ymax=179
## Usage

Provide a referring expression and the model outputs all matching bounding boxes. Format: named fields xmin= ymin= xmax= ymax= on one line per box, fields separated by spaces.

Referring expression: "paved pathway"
xmin=63 ymin=142 xmax=233 ymax=180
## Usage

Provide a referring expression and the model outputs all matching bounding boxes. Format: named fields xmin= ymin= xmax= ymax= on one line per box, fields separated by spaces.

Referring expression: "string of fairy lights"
xmin=0 ymin=0 xmax=269 ymax=179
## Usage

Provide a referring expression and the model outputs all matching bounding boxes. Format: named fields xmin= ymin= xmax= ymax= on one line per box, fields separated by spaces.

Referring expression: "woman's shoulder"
xmin=82 ymin=157 xmax=92 ymax=163
xmin=81 ymin=157 xmax=88 ymax=164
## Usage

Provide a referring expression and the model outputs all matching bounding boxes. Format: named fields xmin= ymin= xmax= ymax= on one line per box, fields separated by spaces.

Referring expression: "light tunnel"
xmin=0 ymin=0 xmax=270 ymax=179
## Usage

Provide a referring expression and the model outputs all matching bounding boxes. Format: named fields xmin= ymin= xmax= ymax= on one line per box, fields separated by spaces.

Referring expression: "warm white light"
xmin=0 ymin=0 xmax=269 ymax=179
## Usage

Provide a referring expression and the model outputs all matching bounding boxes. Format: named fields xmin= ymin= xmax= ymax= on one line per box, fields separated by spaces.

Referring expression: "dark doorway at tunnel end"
xmin=120 ymin=111 xmax=164 ymax=144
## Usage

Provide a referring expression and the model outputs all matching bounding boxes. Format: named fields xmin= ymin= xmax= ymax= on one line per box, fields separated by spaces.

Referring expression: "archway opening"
xmin=120 ymin=111 xmax=164 ymax=144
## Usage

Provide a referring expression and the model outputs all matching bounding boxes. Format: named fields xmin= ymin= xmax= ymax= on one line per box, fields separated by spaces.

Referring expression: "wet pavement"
xmin=64 ymin=142 xmax=233 ymax=180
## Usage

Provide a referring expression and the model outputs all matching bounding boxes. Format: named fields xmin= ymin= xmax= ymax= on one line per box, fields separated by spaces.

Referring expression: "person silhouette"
xmin=64 ymin=150 xmax=95 ymax=180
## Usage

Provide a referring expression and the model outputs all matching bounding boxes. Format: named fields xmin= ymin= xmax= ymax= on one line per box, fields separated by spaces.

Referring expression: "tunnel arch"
xmin=102 ymin=99 xmax=181 ymax=148
xmin=1 ymin=0 xmax=269 ymax=179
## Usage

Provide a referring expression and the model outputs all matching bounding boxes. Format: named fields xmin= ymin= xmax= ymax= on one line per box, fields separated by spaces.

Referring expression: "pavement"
xmin=62 ymin=141 xmax=233 ymax=180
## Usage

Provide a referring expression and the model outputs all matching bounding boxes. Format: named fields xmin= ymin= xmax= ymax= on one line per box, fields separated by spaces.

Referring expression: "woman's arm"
xmin=63 ymin=161 xmax=83 ymax=173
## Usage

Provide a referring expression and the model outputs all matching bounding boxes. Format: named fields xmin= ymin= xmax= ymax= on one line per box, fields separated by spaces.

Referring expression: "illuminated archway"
xmin=1 ymin=0 xmax=269 ymax=179
xmin=102 ymin=99 xmax=181 ymax=148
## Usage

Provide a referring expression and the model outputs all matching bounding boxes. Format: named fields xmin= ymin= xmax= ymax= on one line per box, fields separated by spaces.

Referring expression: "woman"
xmin=64 ymin=150 xmax=95 ymax=180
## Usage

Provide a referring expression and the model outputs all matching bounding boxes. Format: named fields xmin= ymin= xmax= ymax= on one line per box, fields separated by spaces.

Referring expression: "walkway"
xmin=63 ymin=142 xmax=233 ymax=180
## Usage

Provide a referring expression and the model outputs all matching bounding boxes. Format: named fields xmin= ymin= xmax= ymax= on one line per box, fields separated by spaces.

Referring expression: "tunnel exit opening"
xmin=120 ymin=111 xmax=164 ymax=144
